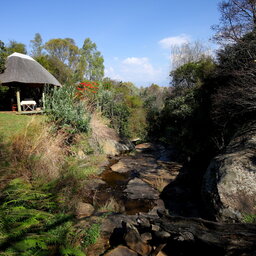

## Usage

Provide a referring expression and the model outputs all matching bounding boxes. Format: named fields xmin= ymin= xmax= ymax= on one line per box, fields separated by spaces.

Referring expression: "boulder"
xmin=124 ymin=178 xmax=159 ymax=200
xmin=202 ymin=125 xmax=256 ymax=222
xmin=75 ymin=202 xmax=94 ymax=219
xmin=124 ymin=222 xmax=151 ymax=256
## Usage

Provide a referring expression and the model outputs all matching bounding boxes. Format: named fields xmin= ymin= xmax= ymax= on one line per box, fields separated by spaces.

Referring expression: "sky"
xmin=0 ymin=0 xmax=221 ymax=87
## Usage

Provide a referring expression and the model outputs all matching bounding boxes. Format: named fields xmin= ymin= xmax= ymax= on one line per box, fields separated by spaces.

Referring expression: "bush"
xmin=45 ymin=84 xmax=90 ymax=134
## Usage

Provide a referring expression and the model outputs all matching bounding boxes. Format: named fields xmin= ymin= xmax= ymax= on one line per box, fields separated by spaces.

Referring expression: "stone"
xmin=85 ymin=179 xmax=106 ymax=191
xmin=151 ymin=224 xmax=160 ymax=232
xmin=124 ymin=223 xmax=152 ymax=256
xmin=202 ymin=125 xmax=256 ymax=222
xmin=110 ymin=160 xmax=129 ymax=173
xmin=136 ymin=216 xmax=151 ymax=229
xmin=101 ymin=214 xmax=137 ymax=238
xmin=148 ymin=199 xmax=166 ymax=216
xmin=77 ymin=150 xmax=86 ymax=159
xmin=124 ymin=178 xmax=159 ymax=200
xmin=141 ymin=232 xmax=152 ymax=243
xmin=135 ymin=143 xmax=154 ymax=150
xmin=153 ymin=230 xmax=171 ymax=241
xmin=104 ymin=245 xmax=138 ymax=256
xmin=156 ymin=251 xmax=168 ymax=256
xmin=75 ymin=202 xmax=94 ymax=219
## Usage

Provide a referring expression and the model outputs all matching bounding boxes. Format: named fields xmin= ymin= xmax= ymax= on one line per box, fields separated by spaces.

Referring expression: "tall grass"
xmin=10 ymin=118 xmax=66 ymax=181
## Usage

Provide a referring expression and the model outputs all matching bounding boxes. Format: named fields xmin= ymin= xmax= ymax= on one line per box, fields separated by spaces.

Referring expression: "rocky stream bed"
xmin=75 ymin=143 xmax=256 ymax=256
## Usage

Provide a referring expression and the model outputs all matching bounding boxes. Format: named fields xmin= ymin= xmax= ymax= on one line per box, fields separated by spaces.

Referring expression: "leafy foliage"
xmin=44 ymin=38 xmax=79 ymax=69
xmin=82 ymin=224 xmax=101 ymax=248
xmin=44 ymin=84 xmax=90 ymax=134
xmin=30 ymin=33 xmax=43 ymax=57
xmin=170 ymin=57 xmax=216 ymax=89
xmin=80 ymin=38 xmax=104 ymax=81
xmin=0 ymin=41 xmax=7 ymax=74
xmin=96 ymin=80 xmax=147 ymax=138
xmin=242 ymin=214 xmax=256 ymax=223
xmin=6 ymin=40 xmax=27 ymax=55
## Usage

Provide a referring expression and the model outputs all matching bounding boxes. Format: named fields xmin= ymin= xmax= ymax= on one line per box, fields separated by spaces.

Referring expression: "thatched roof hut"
xmin=0 ymin=53 xmax=61 ymax=112
xmin=0 ymin=52 xmax=61 ymax=87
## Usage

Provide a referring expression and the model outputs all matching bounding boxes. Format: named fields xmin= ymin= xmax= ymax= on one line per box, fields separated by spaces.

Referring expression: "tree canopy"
xmin=0 ymin=41 xmax=7 ymax=74
xmin=6 ymin=40 xmax=27 ymax=55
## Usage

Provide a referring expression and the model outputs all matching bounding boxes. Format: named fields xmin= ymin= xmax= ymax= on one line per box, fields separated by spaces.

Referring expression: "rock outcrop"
xmin=202 ymin=124 xmax=256 ymax=222
xmin=90 ymin=113 xmax=134 ymax=156
xmin=102 ymin=211 xmax=256 ymax=256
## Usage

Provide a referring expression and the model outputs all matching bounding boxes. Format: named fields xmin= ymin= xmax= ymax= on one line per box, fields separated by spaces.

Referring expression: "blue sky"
xmin=1 ymin=0 xmax=221 ymax=87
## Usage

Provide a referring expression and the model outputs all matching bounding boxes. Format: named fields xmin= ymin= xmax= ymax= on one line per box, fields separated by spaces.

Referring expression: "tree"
xmin=212 ymin=31 xmax=256 ymax=131
xmin=170 ymin=41 xmax=211 ymax=70
xmin=6 ymin=40 xmax=27 ymax=54
xmin=80 ymin=38 xmax=104 ymax=81
xmin=170 ymin=57 xmax=216 ymax=90
xmin=36 ymin=55 xmax=73 ymax=84
xmin=212 ymin=0 xmax=256 ymax=44
xmin=44 ymin=38 xmax=79 ymax=69
xmin=30 ymin=33 xmax=43 ymax=57
xmin=0 ymin=40 xmax=7 ymax=73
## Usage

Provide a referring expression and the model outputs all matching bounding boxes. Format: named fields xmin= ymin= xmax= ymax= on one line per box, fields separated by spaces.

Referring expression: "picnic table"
xmin=20 ymin=100 xmax=37 ymax=111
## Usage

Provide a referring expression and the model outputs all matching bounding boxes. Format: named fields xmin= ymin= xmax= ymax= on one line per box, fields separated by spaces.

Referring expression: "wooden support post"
xmin=16 ymin=90 xmax=21 ymax=112
xmin=42 ymin=92 xmax=45 ymax=109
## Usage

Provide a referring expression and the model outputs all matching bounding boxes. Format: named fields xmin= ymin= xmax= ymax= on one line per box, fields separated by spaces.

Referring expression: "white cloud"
xmin=105 ymin=66 xmax=123 ymax=81
xmin=122 ymin=57 xmax=149 ymax=65
xmin=105 ymin=57 xmax=168 ymax=86
xmin=159 ymin=34 xmax=191 ymax=49
xmin=121 ymin=57 xmax=163 ymax=82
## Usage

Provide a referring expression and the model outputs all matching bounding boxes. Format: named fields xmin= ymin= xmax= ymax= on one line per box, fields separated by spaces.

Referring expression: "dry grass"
xmin=10 ymin=117 xmax=67 ymax=181
xmin=97 ymin=197 xmax=122 ymax=213
xmin=90 ymin=112 xmax=119 ymax=142
xmin=150 ymin=177 xmax=170 ymax=192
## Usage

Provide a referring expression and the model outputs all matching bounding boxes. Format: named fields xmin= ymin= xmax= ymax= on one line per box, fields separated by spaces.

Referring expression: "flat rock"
xmin=110 ymin=160 xmax=130 ymax=173
xmin=85 ymin=179 xmax=106 ymax=190
xmin=124 ymin=178 xmax=159 ymax=200
xmin=104 ymin=245 xmax=138 ymax=256
xmin=101 ymin=214 xmax=137 ymax=238
xmin=135 ymin=143 xmax=154 ymax=150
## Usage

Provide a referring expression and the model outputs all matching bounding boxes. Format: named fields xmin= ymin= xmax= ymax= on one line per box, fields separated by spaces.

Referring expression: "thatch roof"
xmin=0 ymin=52 xmax=61 ymax=87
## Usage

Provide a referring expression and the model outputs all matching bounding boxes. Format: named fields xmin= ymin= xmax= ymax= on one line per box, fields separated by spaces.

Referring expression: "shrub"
xmin=45 ymin=84 xmax=90 ymax=134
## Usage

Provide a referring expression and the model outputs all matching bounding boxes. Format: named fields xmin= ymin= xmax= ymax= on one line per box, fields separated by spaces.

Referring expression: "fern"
xmin=82 ymin=223 xmax=101 ymax=248
xmin=60 ymin=247 xmax=85 ymax=256
xmin=0 ymin=178 xmax=86 ymax=256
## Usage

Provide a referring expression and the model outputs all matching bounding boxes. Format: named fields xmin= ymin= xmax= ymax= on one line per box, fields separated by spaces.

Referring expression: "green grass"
xmin=243 ymin=214 xmax=256 ymax=223
xmin=0 ymin=113 xmax=44 ymax=141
